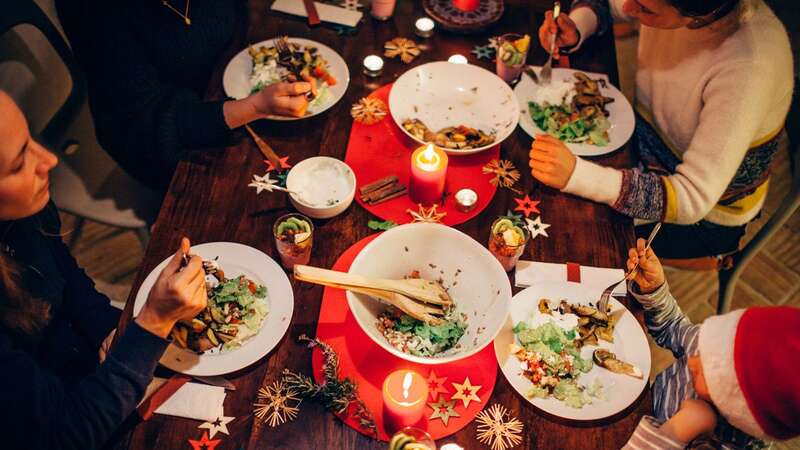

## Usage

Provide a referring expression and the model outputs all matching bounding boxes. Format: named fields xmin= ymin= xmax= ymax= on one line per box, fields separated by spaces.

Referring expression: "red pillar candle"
xmin=452 ymin=0 xmax=479 ymax=12
xmin=409 ymin=144 xmax=448 ymax=205
xmin=382 ymin=370 xmax=429 ymax=434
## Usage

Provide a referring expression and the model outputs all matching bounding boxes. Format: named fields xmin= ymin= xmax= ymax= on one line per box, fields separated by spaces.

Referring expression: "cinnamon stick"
xmin=368 ymin=188 xmax=408 ymax=205
xmin=359 ymin=175 xmax=399 ymax=196
xmin=361 ymin=183 xmax=405 ymax=203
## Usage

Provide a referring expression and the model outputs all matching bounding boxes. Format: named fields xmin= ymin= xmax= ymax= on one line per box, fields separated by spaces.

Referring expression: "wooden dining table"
xmin=114 ymin=1 xmax=651 ymax=449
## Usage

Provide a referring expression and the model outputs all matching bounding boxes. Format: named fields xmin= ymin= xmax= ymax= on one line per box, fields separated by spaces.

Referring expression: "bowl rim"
xmin=346 ymin=222 xmax=512 ymax=364
xmin=388 ymin=60 xmax=520 ymax=155
xmin=286 ymin=156 xmax=357 ymax=210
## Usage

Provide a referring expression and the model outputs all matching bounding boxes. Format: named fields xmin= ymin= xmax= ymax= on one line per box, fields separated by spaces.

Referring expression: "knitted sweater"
xmin=564 ymin=0 xmax=793 ymax=226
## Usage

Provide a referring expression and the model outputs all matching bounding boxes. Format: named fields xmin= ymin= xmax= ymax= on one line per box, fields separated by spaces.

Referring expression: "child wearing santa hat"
xmin=622 ymin=238 xmax=800 ymax=450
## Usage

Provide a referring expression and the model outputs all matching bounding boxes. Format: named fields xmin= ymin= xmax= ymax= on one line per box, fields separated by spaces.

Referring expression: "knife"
xmin=192 ymin=375 xmax=236 ymax=391
xmin=245 ymin=124 xmax=284 ymax=172
xmin=302 ymin=0 xmax=321 ymax=26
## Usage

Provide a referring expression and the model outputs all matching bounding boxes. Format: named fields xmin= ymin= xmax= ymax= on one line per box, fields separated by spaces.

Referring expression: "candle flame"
xmin=402 ymin=372 xmax=413 ymax=400
xmin=416 ymin=144 xmax=440 ymax=171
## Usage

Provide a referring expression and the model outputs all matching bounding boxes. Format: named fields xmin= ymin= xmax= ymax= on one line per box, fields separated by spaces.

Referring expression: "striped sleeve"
xmin=630 ymin=282 xmax=701 ymax=358
xmin=622 ymin=416 xmax=688 ymax=450
xmin=611 ymin=169 xmax=667 ymax=221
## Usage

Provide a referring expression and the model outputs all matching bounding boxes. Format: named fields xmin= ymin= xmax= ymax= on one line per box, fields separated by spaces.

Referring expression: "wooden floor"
xmin=58 ymin=31 xmax=799 ymax=450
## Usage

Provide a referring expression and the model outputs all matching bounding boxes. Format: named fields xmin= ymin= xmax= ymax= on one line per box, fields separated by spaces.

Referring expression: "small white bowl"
xmin=286 ymin=157 xmax=356 ymax=219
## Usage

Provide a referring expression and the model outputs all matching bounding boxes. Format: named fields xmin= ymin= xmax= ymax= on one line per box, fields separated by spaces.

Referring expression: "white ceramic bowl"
xmin=286 ymin=156 xmax=356 ymax=219
xmin=346 ymin=223 xmax=513 ymax=364
xmin=389 ymin=61 xmax=520 ymax=155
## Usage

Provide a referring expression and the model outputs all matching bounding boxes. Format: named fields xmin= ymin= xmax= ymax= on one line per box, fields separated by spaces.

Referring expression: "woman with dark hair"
xmin=55 ymin=0 xmax=311 ymax=190
xmin=530 ymin=0 xmax=793 ymax=265
xmin=0 ymin=90 xmax=208 ymax=449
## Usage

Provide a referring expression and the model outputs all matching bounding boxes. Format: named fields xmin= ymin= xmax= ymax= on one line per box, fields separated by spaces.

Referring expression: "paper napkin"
xmin=514 ymin=260 xmax=627 ymax=296
xmin=271 ymin=0 xmax=363 ymax=27
xmin=141 ymin=377 xmax=227 ymax=422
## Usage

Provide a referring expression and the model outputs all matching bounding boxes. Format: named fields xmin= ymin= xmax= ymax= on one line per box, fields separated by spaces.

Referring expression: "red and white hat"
xmin=698 ymin=306 xmax=800 ymax=441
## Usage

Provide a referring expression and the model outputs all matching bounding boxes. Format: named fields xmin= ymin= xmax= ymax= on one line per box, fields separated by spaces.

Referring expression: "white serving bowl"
xmin=346 ymin=223 xmax=513 ymax=364
xmin=388 ymin=61 xmax=520 ymax=155
xmin=286 ymin=157 xmax=356 ymax=219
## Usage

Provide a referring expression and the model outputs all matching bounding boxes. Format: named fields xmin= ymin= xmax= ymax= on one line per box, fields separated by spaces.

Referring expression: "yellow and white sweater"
xmin=564 ymin=0 xmax=793 ymax=226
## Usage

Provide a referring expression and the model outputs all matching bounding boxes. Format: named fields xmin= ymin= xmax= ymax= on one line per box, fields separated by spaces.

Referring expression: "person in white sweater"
xmin=530 ymin=0 xmax=794 ymax=262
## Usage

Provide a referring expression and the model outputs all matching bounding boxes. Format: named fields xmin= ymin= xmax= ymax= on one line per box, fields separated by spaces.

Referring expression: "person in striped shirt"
xmin=622 ymin=238 xmax=800 ymax=449
xmin=530 ymin=0 xmax=793 ymax=264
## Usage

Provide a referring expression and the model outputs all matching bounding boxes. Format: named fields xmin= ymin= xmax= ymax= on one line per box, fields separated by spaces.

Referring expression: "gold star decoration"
xmin=428 ymin=397 xmax=460 ymax=426
xmin=253 ymin=380 xmax=301 ymax=427
xmin=197 ymin=411 xmax=234 ymax=439
xmin=427 ymin=370 xmax=449 ymax=402
xmin=351 ymin=97 xmax=388 ymax=125
xmin=407 ymin=204 xmax=447 ymax=224
xmin=384 ymin=37 xmax=422 ymax=64
xmin=450 ymin=377 xmax=482 ymax=408
xmin=475 ymin=404 xmax=524 ymax=450
xmin=482 ymin=159 xmax=522 ymax=194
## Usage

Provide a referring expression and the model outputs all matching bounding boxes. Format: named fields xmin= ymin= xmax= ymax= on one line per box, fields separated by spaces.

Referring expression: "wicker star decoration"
xmin=253 ymin=380 xmax=301 ymax=427
xmin=333 ymin=25 xmax=358 ymax=36
xmin=472 ymin=44 xmax=496 ymax=60
xmin=428 ymin=397 xmax=460 ymax=426
xmin=450 ymin=377 xmax=482 ymax=408
xmin=339 ymin=0 xmax=362 ymax=10
xmin=407 ymin=204 xmax=447 ymax=224
xmin=188 ymin=431 xmax=221 ymax=450
xmin=427 ymin=370 xmax=449 ymax=402
xmin=198 ymin=411 xmax=234 ymax=439
xmin=475 ymin=404 xmax=524 ymax=450
xmin=513 ymin=194 xmax=541 ymax=217
xmin=265 ymin=156 xmax=292 ymax=172
xmin=525 ymin=216 xmax=551 ymax=240
xmin=248 ymin=173 xmax=279 ymax=194
xmin=482 ymin=159 xmax=522 ymax=194
xmin=351 ymin=97 xmax=388 ymax=125
xmin=384 ymin=37 xmax=422 ymax=64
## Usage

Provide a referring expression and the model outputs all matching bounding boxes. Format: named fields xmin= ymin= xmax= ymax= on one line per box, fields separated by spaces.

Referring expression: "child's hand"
xmin=661 ymin=399 xmax=718 ymax=444
xmin=627 ymin=237 xmax=664 ymax=295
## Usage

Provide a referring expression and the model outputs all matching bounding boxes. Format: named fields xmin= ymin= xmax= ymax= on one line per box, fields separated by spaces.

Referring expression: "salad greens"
xmin=528 ymin=102 xmax=610 ymax=147
xmin=378 ymin=309 xmax=467 ymax=357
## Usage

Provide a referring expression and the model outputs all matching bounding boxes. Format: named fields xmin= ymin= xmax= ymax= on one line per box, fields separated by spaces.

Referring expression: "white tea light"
xmin=363 ymin=55 xmax=384 ymax=77
xmin=414 ymin=17 xmax=435 ymax=38
xmin=455 ymin=188 xmax=478 ymax=213
xmin=447 ymin=54 xmax=468 ymax=64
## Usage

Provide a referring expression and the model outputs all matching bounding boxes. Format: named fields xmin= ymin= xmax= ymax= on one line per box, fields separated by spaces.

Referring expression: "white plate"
xmin=389 ymin=61 xmax=519 ymax=156
xmin=133 ymin=242 xmax=294 ymax=376
xmin=347 ymin=223 xmax=512 ymax=364
xmin=494 ymin=281 xmax=650 ymax=421
xmin=222 ymin=37 xmax=350 ymax=121
xmin=515 ymin=67 xmax=635 ymax=157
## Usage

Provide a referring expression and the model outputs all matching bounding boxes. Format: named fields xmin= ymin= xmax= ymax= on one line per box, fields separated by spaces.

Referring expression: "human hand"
xmin=529 ymin=134 xmax=577 ymax=189
xmin=98 ymin=328 xmax=116 ymax=363
xmin=627 ymin=237 xmax=665 ymax=295
xmin=661 ymin=399 xmax=718 ymax=444
xmin=538 ymin=10 xmax=580 ymax=59
xmin=250 ymin=82 xmax=311 ymax=118
xmin=135 ymin=237 xmax=207 ymax=339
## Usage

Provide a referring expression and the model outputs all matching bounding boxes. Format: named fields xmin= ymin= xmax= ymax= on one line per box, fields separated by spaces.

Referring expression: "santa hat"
xmin=698 ymin=306 xmax=800 ymax=441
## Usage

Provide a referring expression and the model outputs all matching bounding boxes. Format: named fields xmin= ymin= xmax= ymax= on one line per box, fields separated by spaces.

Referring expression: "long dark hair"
xmin=0 ymin=252 xmax=51 ymax=336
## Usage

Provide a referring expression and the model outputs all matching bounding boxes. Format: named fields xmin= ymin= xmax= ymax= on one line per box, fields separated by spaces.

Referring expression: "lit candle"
xmin=382 ymin=370 xmax=429 ymax=435
xmin=414 ymin=17 xmax=435 ymax=38
xmin=363 ymin=55 xmax=384 ymax=77
xmin=409 ymin=144 xmax=448 ymax=205
xmin=447 ymin=54 xmax=468 ymax=64
xmin=452 ymin=0 xmax=479 ymax=12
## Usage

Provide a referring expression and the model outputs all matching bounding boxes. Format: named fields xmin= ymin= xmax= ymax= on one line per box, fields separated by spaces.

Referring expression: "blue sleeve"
xmin=629 ymin=282 xmax=701 ymax=358
xmin=0 ymin=322 xmax=168 ymax=450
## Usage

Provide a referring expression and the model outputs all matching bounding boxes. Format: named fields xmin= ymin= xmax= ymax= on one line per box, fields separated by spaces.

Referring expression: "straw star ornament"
xmin=384 ymin=38 xmax=422 ymax=64
xmin=253 ymin=380 xmax=301 ymax=427
xmin=482 ymin=159 xmax=521 ymax=194
xmin=351 ymin=97 xmax=388 ymax=125
xmin=475 ymin=404 xmax=524 ymax=450
xmin=407 ymin=204 xmax=447 ymax=224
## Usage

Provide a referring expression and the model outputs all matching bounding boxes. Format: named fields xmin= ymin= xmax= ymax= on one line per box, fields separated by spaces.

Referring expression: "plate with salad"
xmin=133 ymin=242 xmax=294 ymax=376
xmin=494 ymin=281 xmax=650 ymax=420
xmin=514 ymin=68 xmax=634 ymax=157
xmin=222 ymin=37 xmax=349 ymax=121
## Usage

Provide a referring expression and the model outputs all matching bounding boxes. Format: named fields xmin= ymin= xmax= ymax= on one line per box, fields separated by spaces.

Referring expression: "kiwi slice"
xmin=286 ymin=217 xmax=312 ymax=233
xmin=388 ymin=433 xmax=413 ymax=450
xmin=276 ymin=221 xmax=299 ymax=235
xmin=492 ymin=218 xmax=514 ymax=235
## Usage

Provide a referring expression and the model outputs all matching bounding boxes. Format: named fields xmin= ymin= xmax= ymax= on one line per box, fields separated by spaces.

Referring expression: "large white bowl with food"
xmin=286 ymin=156 xmax=356 ymax=219
xmin=389 ymin=61 xmax=519 ymax=155
xmin=346 ymin=223 xmax=512 ymax=364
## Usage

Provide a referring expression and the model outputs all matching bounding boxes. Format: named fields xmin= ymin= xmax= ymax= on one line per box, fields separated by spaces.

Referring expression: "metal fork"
xmin=539 ymin=1 xmax=561 ymax=85
xmin=274 ymin=36 xmax=292 ymax=64
xmin=597 ymin=222 xmax=662 ymax=313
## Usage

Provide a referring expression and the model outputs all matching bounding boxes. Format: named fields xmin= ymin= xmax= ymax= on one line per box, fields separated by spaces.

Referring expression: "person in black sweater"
xmin=0 ymin=91 xmax=208 ymax=449
xmin=55 ymin=0 xmax=311 ymax=189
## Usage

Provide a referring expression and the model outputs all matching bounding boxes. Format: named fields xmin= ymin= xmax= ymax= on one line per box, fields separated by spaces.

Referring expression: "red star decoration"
xmin=427 ymin=370 xmax=449 ymax=401
xmin=513 ymin=194 xmax=541 ymax=218
xmin=264 ymin=156 xmax=292 ymax=172
xmin=188 ymin=431 xmax=221 ymax=450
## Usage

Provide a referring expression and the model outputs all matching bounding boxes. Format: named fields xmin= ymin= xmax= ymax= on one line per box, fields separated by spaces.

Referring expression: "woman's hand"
xmin=627 ymin=237 xmax=665 ymax=295
xmin=98 ymin=328 xmax=116 ymax=363
xmin=529 ymin=134 xmax=577 ymax=189
xmin=660 ymin=399 xmax=718 ymax=444
xmin=250 ymin=82 xmax=311 ymax=118
xmin=135 ymin=237 xmax=207 ymax=339
xmin=538 ymin=10 xmax=580 ymax=59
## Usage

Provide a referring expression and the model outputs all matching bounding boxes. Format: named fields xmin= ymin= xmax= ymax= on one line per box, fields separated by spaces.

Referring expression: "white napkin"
xmin=271 ymin=0 xmax=363 ymax=27
xmin=143 ymin=377 xmax=227 ymax=422
xmin=514 ymin=260 xmax=627 ymax=296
